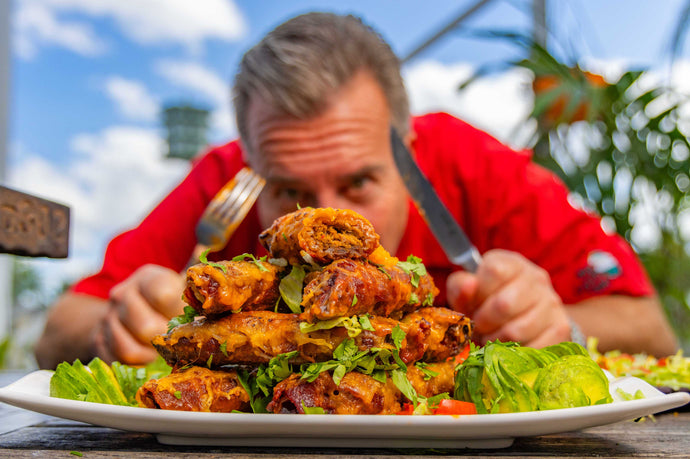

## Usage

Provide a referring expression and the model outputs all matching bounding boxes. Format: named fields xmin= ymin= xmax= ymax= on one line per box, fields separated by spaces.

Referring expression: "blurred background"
xmin=2 ymin=0 xmax=690 ymax=368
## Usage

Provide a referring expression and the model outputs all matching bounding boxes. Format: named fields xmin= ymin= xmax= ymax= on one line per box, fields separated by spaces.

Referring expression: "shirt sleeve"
xmin=71 ymin=142 xmax=246 ymax=299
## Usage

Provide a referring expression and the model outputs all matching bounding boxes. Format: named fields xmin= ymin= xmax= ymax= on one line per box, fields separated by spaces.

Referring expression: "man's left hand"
xmin=446 ymin=249 xmax=571 ymax=348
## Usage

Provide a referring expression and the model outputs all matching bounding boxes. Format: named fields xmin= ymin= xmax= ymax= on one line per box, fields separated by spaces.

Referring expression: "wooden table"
xmin=1 ymin=371 xmax=688 ymax=458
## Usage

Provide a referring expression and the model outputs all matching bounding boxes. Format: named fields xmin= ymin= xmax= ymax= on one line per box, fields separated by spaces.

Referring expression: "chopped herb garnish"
xmin=397 ymin=255 xmax=427 ymax=288
xmin=206 ymin=355 xmax=213 ymax=368
xmin=409 ymin=292 xmax=419 ymax=305
xmin=358 ymin=314 xmax=375 ymax=331
xmin=423 ymin=293 xmax=434 ymax=306
xmin=199 ymin=248 xmax=228 ymax=273
xmin=70 ymin=452 xmax=83 ymax=457
xmin=282 ymin=232 xmax=288 ymax=242
xmin=232 ymin=253 xmax=270 ymax=272
xmin=167 ymin=306 xmax=197 ymax=333
xmin=301 ymin=402 xmax=326 ymax=414
xmin=391 ymin=325 xmax=405 ymax=350
xmin=174 ymin=390 xmax=182 ymax=399
xmin=220 ymin=341 xmax=228 ymax=357
xmin=415 ymin=361 xmax=439 ymax=381
xmin=351 ymin=294 xmax=358 ymax=307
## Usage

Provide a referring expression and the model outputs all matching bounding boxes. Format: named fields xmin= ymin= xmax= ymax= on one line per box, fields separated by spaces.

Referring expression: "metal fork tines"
xmin=194 ymin=167 xmax=265 ymax=254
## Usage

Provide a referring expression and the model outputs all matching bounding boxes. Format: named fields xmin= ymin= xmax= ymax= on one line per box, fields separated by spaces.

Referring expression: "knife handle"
xmin=450 ymin=247 xmax=482 ymax=273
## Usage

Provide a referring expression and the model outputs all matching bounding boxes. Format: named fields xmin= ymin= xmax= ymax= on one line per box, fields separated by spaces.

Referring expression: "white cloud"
xmin=8 ymin=130 xmax=190 ymax=290
xmin=14 ymin=0 xmax=106 ymax=59
xmin=403 ymin=61 xmax=534 ymax=148
xmin=155 ymin=59 xmax=229 ymax=106
xmin=14 ymin=0 xmax=246 ymax=58
xmin=103 ymin=76 xmax=160 ymax=122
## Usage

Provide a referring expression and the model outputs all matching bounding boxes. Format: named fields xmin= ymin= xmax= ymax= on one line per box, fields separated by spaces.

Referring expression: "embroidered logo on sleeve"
xmin=576 ymin=250 xmax=622 ymax=293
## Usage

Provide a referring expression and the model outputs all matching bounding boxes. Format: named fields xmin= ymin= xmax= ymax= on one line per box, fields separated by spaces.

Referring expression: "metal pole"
xmin=532 ymin=0 xmax=547 ymax=48
xmin=0 ymin=0 xmax=13 ymax=340
xmin=401 ymin=0 xmax=494 ymax=64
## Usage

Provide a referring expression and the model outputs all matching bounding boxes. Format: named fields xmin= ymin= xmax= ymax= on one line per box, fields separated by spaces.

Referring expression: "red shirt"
xmin=73 ymin=112 xmax=653 ymax=304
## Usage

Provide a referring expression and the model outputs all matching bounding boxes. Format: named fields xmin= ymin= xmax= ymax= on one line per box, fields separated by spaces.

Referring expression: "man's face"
xmin=244 ymin=70 xmax=410 ymax=254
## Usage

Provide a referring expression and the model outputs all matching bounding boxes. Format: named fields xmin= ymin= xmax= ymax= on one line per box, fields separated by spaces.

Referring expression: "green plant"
xmin=519 ymin=41 xmax=690 ymax=351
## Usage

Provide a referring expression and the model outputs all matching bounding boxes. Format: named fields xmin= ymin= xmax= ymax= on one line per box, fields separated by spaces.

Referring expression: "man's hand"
xmin=446 ymin=249 xmax=571 ymax=348
xmin=92 ymin=264 xmax=186 ymax=365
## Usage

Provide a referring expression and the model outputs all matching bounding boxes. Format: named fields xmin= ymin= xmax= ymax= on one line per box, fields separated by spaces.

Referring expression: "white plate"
xmin=0 ymin=370 xmax=688 ymax=449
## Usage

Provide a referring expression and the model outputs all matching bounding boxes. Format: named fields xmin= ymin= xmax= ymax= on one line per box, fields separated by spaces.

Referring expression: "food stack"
xmin=136 ymin=207 xmax=472 ymax=414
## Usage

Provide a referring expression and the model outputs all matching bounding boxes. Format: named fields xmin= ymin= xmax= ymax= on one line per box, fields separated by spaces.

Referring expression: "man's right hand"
xmin=91 ymin=264 xmax=186 ymax=365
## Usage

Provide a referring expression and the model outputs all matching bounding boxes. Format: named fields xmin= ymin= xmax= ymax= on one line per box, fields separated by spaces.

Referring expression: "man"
xmin=35 ymin=13 xmax=678 ymax=369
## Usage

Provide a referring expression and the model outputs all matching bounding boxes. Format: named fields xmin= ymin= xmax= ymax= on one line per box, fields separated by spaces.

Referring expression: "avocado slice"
xmin=88 ymin=358 xmax=128 ymax=405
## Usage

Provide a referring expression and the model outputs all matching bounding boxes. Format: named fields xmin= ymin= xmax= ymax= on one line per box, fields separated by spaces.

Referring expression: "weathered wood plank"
xmin=0 ymin=185 xmax=69 ymax=258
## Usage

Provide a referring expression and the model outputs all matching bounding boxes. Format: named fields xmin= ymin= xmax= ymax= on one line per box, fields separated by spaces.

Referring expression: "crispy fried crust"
xmin=183 ymin=260 xmax=284 ymax=316
xmin=258 ymin=207 xmax=380 ymax=265
xmin=135 ymin=366 xmax=250 ymax=412
xmin=266 ymin=360 xmax=457 ymax=414
xmin=267 ymin=371 xmax=402 ymax=414
xmin=300 ymin=259 xmax=439 ymax=322
xmin=152 ymin=308 xmax=470 ymax=369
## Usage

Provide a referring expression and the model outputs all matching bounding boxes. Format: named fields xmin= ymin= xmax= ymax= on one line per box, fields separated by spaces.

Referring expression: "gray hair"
xmin=233 ymin=12 xmax=409 ymax=152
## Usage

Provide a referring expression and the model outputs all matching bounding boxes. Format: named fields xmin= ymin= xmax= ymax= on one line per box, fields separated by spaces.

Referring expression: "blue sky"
xmin=6 ymin=0 xmax=690 ymax=292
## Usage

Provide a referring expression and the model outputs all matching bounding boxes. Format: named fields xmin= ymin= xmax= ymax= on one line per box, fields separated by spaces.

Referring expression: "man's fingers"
xmin=473 ymin=250 xmax=527 ymax=304
xmin=137 ymin=265 xmax=187 ymax=319
xmin=110 ymin=283 xmax=169 ymax=345
xmin=446 ymin=270 xmax=479 ymax=314
xmin=102 ymin=307 xmax=159 ymax=365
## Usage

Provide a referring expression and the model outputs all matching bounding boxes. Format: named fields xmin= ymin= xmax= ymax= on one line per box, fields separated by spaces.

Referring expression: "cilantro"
xmin=199 ymin=248 xmax=228 ymax=273
xmin=409 ymin=293 xmax=419 ymax=305
xmin=206 ymin=355 xmax=213 ymax=368
xmin=282 ymin=232 xmax=288 ymax=242
xmin=220 ymin=341 xmax=228 ymax=357
xmin=351 ymin=294 xmax=358 ymax=307
xmin=232 ymin=253 xmax=270 ymax=272
xmin=279 ymin=265 xmax=306 ymax=313
xmin=391 ymin=368 xmax=419 ymax=405
xmin=238 ymin=368 xmax=270 ymax=413
xmin=296 ymin=202 xmax=301 ymax=209
xmin=375 ymin=264 xmax=392 ymax=279
xmin=423 ymin=293 xmax=434 ymax=306
xmin=301 ymin=402 xmax=326 ymax=414
xmin=70 ymin=452 xmax=83 ymax=457
xmin=391 ymin=325 xmax=405 ymax=350
xmin=166 ymin=306 xmax=197 ymax=333
xmin=397 ymin=255 xmax=427 ymax=288
xmin=415 ymin=362 xmax=439 ymax=381
xmin=358 ymin=314 xmax=375 ymax=331
xmin=174 ymin=390 xmax=182 ymax=399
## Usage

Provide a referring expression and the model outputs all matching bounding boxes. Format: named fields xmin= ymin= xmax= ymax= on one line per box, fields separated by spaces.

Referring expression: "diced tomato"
xmin=433 ymin=399 xmax=477 ymax=415
xmin=451 ymin=343 xmax=471 ymax=365
xmin=658 ymin=357 xmax=668 ymax=367
xmin=396 ymin=403 xmax=415 ymax=415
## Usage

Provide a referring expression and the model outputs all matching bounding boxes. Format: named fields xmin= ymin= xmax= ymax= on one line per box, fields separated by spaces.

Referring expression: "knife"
xmin=390 ymin=127 xmax=482 ymax=272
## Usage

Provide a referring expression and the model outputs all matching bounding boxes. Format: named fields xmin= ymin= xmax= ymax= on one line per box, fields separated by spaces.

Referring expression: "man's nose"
xmin=314 ymin=191 xmax=348 ymax=210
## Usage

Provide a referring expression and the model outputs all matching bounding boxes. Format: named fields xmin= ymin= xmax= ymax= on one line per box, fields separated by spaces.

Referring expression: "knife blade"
xmin=390 ymin=127 xmax=481 ymax=272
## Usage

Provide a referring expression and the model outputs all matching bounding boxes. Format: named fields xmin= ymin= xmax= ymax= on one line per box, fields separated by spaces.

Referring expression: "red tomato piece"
xmin=433 ymin=399 xmax=477 ymax=415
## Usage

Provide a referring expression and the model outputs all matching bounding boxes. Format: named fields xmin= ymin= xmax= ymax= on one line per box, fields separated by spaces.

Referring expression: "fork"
xmin=187 ymin=167 xmax=265 ymax=267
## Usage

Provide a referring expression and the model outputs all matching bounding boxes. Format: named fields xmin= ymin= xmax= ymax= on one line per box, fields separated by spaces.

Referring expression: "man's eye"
xmin=350 ymin=176 xmax=367 ymax=189
xmin=276 ymin=188 xmax=300 ymax=200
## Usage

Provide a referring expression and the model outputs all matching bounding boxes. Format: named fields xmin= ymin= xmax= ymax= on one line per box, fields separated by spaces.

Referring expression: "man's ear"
xmin=403 ymin=127 xmax=417 ymax=152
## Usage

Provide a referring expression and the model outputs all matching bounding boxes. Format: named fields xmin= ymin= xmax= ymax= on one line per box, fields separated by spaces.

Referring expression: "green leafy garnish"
xmin=174 ymin=390 xmax=182 ymax=399
xmin=232 ymin=253 xmax=270 ymax=272
xmin=358 ymin=314 xmax=375 ymax=331
xmin=220 ymin=341 xmax=229 ymax=357
xmin=299 ymin=316 xmax=363 ymax=337
xmin=206 ymin=355 xmax=213 ymax=368
xmin=415 ymin=362 xmax=439 ymax=381
xmin=301 ymin=402 xmax=326 ymax=414
xmin=167 ymin=306 xmax=197 ymax=333
xmin=423 ymin=293 xmax=434 ymax=306
xmin=409 ymin=293 xmax=419 ymax=305
xmin=352 ymin=294 xmax=358 ymax=307
xmin=279 ymin=265 xmax=306 ymax=313
xmin=391 ymin=325 xmax=405 ymax=350
xmin=199 ymin=248 xmax=228 ymax=273
xmin=396 ymin=255 xmax=427 ymax=288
